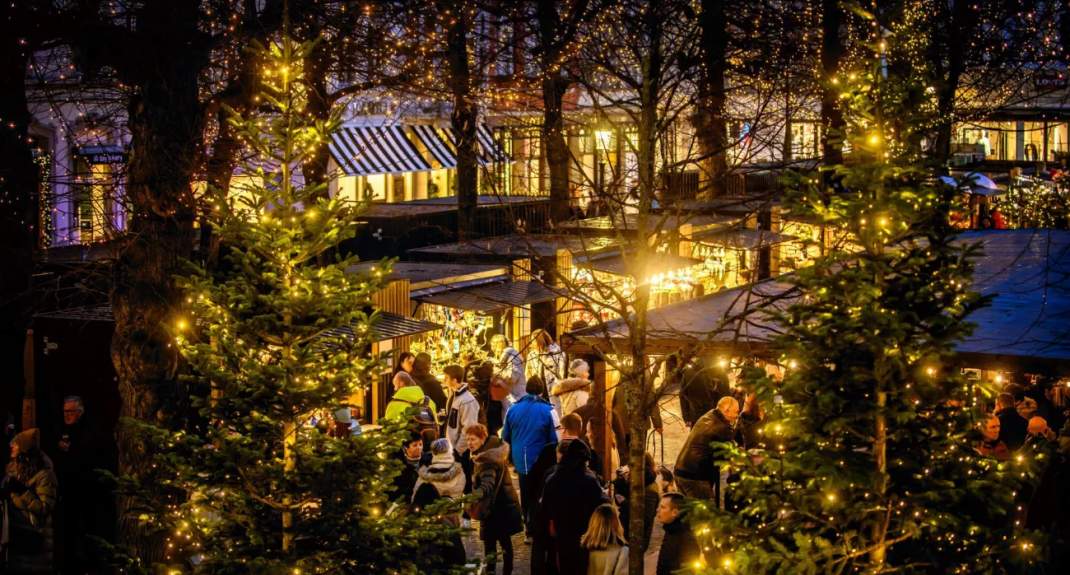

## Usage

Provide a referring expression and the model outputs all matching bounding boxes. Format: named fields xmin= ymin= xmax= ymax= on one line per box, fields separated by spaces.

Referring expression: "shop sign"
xmin=76 ymin=145 xmax=126 ymax=164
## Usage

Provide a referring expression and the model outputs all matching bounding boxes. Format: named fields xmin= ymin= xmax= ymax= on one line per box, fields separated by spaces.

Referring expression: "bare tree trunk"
xmin=447 ymin=1 xmax=479 ymax=239
xmin=821 ymin=0 xmax=844 ymax=165
xmin=626 ymin=3 xmax=662 ymax=572
xmin=696 ymin=0 xmax=729 ymax=198
xmin=931 ymin=1 xmax=974 ymax=165
xmin=111 ymin=0 xmax=206 ymax=562
xmin=0 ymin=15 xmax=38 ymax=425
xmin=537 ymin=0 xmax=573 ymax=222
xmin=870 ymin=389 xmax=888 ymax=566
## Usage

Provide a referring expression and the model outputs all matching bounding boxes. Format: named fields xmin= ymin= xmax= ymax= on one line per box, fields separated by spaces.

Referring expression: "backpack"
xmin=398 ymin=395 xmax=436 ymax=430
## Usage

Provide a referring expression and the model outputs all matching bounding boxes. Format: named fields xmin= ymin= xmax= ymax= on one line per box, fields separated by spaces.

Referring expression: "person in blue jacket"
xmin=501 ymin=375 xmax=558 ymax=538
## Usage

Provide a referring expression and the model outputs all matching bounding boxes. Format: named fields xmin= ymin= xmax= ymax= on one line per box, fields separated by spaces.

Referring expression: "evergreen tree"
xmin=690 ymin=26 xmax=1043 ymax=575
xmin=130 ymin=37 xmax=460 ymax=574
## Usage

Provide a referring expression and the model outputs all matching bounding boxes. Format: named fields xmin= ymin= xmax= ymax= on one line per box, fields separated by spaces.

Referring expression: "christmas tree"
xmin=129 ymin=37 xmax=461 ymax=574
xmin=690 ymin=30 xmax=1042 ymax=575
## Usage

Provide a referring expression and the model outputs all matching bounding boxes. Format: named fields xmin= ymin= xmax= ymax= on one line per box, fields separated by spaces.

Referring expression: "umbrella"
xmin=964 ymin=172 xmax=998 ymax=190
xmin=939 ymin=175 xmax=959 ymax=188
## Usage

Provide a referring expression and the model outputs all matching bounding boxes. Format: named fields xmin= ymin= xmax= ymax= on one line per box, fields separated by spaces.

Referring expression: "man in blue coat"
xmin=502 ymin=375 xmax=558 ymax=538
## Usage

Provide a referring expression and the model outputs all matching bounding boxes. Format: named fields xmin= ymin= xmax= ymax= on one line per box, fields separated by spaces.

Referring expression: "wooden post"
xmin=593 ymin=358 xmax=613 ymax=482
xmin=554 ymin=248 xmax=573 ymax=337
xmin=22 ymin=329 xmax=34 ymax=429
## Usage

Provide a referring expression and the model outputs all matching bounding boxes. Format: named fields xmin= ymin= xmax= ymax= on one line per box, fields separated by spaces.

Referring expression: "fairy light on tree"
xmin=689 ymin=20 xmax=1043 ymax=575
xmin=128 ymin=36 xmax=456 ymax=574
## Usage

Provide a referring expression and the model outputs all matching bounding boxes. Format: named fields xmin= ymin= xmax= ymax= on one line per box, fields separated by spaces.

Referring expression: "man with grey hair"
xmin=55 ymin=395 xmax=115 ymax=572
xmin=672 ymin=396 xmax=739 ymax=506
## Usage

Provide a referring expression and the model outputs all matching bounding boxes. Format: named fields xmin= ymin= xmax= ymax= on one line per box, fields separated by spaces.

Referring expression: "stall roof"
xmin=690 ymin=228 xmax=797 ymax=249
xmin=577 ymin=252 xmax=703 ymax=278
xmin=329 ymin=311 xmax=443 ymax=342
xmin=414 ymin=280 xmax=558 ymax=313
xmin=674 ymin=197 xmax=777 ymax=216
xmin=568 ymin=230 xmax=1070 ymax=369
xmin=347 ymin=262 xmax=508 ymax=291
xmin=408 ymin=234 xmax=617 ymax=259
xmin=34 ymin=306 xmax=440 ymax=344
xmin=555 ymin=212 xmax=739 ymax=234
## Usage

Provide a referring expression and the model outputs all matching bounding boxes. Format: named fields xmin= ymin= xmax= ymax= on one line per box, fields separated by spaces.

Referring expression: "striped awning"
xmin=329 ymin=125 xmax=432 ymax=176
xmin=409 ymin=124 xmax=510 ymax=168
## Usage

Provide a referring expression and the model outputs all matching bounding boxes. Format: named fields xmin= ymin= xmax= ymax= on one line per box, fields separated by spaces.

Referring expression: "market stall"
xmin=411 ymin=279 xmax=559 ymax=369
xmin=684 ymin=227 xmax=799 ymax=287
xmin=564 ymin=230 xmax=1070 ymax=474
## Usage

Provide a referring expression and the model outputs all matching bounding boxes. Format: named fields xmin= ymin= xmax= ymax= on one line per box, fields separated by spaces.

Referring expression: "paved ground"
xmin=466 ymin=393 xmax=691 ymax=574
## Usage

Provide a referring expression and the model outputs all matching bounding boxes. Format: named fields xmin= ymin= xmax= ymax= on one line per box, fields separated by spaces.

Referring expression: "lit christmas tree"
xmin=129 ymin=37 xmax=460 ymax=574
xmin=690 ymin=29 xmax=1043 ymax=575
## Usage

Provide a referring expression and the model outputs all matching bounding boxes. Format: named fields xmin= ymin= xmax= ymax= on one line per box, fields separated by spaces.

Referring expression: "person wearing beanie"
xmin=536 ymin=434 xmax=606 ymax=574
xmin=2 ymin=428 xmax=59 ymax=573
xmin=551 ymin=358 xmax=591 ymax=417
xmin=413 ymin=438 xmax=466 ymax=502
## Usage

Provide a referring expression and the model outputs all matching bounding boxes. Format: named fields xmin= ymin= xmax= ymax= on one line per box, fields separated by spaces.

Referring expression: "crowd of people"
xmin=12 ymin=334 xmax=1066 ymax=574
xmin=383 ymin=333 xmax=720 ymax=574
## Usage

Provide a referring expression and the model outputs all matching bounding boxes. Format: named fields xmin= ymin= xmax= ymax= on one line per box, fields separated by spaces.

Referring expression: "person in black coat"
xmin=674 ymin=397 xmax=739 ymax=505
xmin=538 ymin=440 xmax=607 ymax=575
xmin=656 ymin=493 xmax=700 ymax=575
xmin=678 ymin=357 xmax=729 ymax=428
xmin=390 ymin=433 xmax=425 ymax=501
xmin=612 ymin=452 xmax=659 ymax=553
xmin=412 ymin=353 xmax=448 ymax=412
xmin=466 ymin=424 xmax=523 ymax=575
xmin=995 ymin=392 xmax=1028 ymax=450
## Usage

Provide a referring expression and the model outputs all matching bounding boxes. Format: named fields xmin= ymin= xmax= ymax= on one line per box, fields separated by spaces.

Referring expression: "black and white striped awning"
xmin=328 ymin=125 xmax=432 ymax=176
xmin=409 ymin=124 xmax=510 ymax=168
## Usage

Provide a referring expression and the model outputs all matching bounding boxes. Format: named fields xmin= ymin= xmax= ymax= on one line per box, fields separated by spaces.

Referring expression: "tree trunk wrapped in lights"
xmin=689 ymin=28 xmax=1042 ymax=575
xmin=129 ymin=37 xmax=459 ymax=574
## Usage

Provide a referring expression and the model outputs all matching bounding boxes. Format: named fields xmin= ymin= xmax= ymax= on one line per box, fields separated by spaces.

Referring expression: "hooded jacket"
xmin=551 ymin=377 xmax=590 ymax=417
xmin=413 ymin=453 xmax=466 ymax=501
xmin=3 ymin=429 xmax=58 ymax=571
xmin=502 ymin=394 xmax=558 ymax=475
xmin=471 ymin=437 xmax=523 ymax=538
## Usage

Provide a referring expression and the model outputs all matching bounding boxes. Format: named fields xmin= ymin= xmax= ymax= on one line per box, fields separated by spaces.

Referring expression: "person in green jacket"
xmin=385 ymin=371 xmax=439 ymax=425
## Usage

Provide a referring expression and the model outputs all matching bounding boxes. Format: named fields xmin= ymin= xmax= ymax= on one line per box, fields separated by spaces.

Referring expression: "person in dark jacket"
xmin=502 ymin=376 xmax=558 ymax=536
xmin=612 ymin=453 xmax=659 ymax=553
xmin=538 ymin=440 xmax=606 ymax=575
xmin=412 ymin=353 xmax=448 ymax=412
xmin=527 ymin=441 xmax=565 ymax=575
xmin=53 ymin=395 xmax=115 ymax=573
xmin=674 ymin=396 xmax=738 ymax=505
xmin=466 ymin=424 xmax=523 ymax=575
xmin=411 ymin=482 xmax=468 ymax=567
xmin=390 ymin=433 xmax=425 ymax=500
xmin=2 ymin=428 xmax=59 ymax=575
xmin=995 ymin=392 xmax=1028 ymax=450
xmin=656 ymin=493 xmax=700 ymax=575
xmin=678 ymin=357 xmax=730 ymax=428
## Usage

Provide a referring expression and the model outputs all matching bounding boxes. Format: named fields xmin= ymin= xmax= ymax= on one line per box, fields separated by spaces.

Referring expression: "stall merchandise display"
xmin=412 ymin=304 xmax=495 ymax=369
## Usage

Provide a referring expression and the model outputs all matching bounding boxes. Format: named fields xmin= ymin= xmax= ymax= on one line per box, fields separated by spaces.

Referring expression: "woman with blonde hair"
xmin=580 ymin=503 xmax=628 ymax=575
